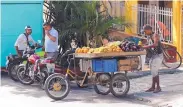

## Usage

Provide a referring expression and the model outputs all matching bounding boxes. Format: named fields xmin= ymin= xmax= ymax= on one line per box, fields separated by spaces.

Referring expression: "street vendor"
xmin=102 ymin=37 xmax=110 ymax=46
xmin=141 ymin=24 xmax=163 ymax=93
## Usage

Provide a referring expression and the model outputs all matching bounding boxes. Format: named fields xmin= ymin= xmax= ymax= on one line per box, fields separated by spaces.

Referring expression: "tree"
xmin=43 ymin=1 xmax=132 ymax=51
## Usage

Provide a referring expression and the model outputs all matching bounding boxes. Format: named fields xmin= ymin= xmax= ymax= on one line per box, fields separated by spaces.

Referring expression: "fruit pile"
xmin=119 ymin=41 xmax=143 ymax=52
xmin=75 ymin=41 xmax=143 ymax=54
xmin=75 ymin=41 xmax=123 ymax=53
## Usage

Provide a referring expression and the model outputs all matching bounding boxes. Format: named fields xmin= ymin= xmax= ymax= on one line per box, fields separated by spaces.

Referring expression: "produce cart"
xmin=74 ymin=50 xmax=146 ymax=97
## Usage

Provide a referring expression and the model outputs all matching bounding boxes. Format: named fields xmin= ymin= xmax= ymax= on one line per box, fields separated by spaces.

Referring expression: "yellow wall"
xmin=173 ymin=1 xmax=182 ymax=56
xmin=124 ymin=0 xmax=138 ymax=34
xmin=102 ymin=1 xmax=182 ymax=55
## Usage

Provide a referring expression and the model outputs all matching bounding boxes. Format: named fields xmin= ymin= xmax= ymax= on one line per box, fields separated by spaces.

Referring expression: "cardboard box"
xmin=118 ymin=65 xmax=131 ymax=71
xmin=118 ymin=57 xmax=139 ymax=65
xmin=118 ymin=59 xmax=131 ymax=66
xmin=118 ymin=57 xmax=140 ymax=71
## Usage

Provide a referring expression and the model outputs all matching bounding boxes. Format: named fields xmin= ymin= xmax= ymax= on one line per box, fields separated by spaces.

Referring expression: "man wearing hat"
xmin=14 ymin=26 xmax=36 ymax=57
xmin=142 ymin=24 xmax=163 ymax=93
xmin=43 ymin=22 xmax=58 ymax=59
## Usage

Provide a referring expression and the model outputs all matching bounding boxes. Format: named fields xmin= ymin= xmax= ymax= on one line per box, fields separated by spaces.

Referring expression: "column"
xmin=173 ymin=1 xmax=182 ymax=55
xmin=125 ymin=0 xmax=138 ymax=34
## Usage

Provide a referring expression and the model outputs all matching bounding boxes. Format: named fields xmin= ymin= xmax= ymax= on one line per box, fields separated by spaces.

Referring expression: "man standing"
xmin=14 ymin=26 xmax=36 ymax=57
xmin=43 ymin=22 xmax=58 ymax=59
xmin=142 ymin=25 xmax=163 ymax=93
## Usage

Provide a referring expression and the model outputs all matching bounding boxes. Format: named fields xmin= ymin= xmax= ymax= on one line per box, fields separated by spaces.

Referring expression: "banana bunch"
xmin=75 ymin=41 xmax=123 ymax=54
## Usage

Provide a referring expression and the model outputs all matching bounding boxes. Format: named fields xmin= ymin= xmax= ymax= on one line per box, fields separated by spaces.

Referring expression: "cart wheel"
xmin=94 ymin=73 xmax=111 ymax=95
xmin=110 ymin=73 xmax=130 ymax=97
xmin=44 ymin=73 xmax=70 ymax=100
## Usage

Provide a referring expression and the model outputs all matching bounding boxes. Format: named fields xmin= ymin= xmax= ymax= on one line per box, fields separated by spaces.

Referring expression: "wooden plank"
xmin=108 ymin=29 xmax=175 ymax=46
xmin=74 ymin=51 xmax=146 ymax=59
xmin=108 ymin=29 xmax=147 ymax=40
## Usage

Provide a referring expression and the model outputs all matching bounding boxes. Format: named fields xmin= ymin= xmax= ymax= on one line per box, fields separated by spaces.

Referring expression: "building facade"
xmin=102 ymin=1 xmax=183 ymax=56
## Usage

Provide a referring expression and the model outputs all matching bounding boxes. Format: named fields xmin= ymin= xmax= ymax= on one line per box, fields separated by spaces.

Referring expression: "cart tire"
xmin=45 ymin=73 xmax=70 ymax=100
xmin=110 ymin=73 xmax=130 ymax=97
xmin=94 ymin=73 xmax=111 ymax=95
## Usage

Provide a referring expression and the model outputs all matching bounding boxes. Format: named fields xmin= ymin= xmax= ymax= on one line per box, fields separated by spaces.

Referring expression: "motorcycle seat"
xmin=45 ymin=57 xmax=54 ymax=60
xmin=42 ymin=57 xmax=55 ymax=63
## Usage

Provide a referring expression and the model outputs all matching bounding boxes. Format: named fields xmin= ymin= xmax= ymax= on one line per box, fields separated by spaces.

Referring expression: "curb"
xmin=127 ymin=67 xmax=183 ymax=79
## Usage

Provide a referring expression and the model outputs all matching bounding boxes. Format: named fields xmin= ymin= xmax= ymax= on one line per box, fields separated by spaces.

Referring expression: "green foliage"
xmin=44 ymin=1 xmax=132 ymax=48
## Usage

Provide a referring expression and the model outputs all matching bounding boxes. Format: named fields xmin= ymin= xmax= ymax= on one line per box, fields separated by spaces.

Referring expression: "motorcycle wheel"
xmin=45 ymin=73 xmax=70 ymax=100
xmin=94 ymin=73 xmax=111 ymax=95
xmin=8 ymin=64 xmax=19 ymax=81
xmin=17 ymin=65 xmax=34 ymax=85
xmin=110 ymin=73 xmax=130 ymax=98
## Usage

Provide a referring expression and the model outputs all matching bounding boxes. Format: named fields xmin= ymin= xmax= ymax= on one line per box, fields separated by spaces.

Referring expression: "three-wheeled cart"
xmin=75 ymin=51 xmax=146 ymax=97
xmin=44 ymin=51 xmax=146 ymax=100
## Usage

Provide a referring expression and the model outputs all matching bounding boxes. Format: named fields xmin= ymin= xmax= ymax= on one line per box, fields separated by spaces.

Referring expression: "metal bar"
xmin=135 ymin=4 xmax=173 ymax=43
xmin=171 ymin=8 xmax=173 ymax=43
xmin=167 ymin=7 xmax=170 ymax=42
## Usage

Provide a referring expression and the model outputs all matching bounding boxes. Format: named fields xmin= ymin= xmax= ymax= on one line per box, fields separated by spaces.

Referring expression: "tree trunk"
xmin=95 ymin=35 xmax=102 ymax=47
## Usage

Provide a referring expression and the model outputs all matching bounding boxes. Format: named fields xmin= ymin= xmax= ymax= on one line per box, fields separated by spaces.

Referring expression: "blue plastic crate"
xmin=92 ymin=59 xmax=103 ymax=72
xmin=103 ymin=59 xmax=117 ymax=72
xmin=92 ymin=59 xmax=117 ymax=72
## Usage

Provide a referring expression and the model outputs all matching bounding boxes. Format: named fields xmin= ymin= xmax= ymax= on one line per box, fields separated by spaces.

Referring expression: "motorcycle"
xmin=6 ymin=45 xmax=38 ymax=81
xmin=6 ymin=54 xmax=25 ymax=81
xmin=33 ymin=48 xmax=89 ymax=89
xmin=17 ymin=43 xmax=63 ymax=88
xmin=16 ymin=44 xmax=52 ymax=89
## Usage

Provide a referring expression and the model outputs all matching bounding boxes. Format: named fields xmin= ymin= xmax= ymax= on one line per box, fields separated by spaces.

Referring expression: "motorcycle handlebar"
xmin=30 ymin=44 xmax=42 ymax=50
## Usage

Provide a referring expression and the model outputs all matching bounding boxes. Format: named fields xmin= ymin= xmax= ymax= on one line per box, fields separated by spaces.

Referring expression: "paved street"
xmin=0 ymin=70 xmax=183 ymax=107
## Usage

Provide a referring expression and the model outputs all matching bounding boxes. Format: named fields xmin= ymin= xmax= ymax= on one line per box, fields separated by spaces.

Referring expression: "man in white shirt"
xmin=43 ymin=22 xmax=58 ymax=59
xmin=14 ymin=26 xmax=36 ymax=57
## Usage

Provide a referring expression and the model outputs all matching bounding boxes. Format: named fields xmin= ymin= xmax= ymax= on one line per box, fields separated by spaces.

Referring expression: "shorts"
xmin=46 ymin=52 xmax=58 ymax=60
xmin=149 ymin=54 xmax=163 ymax=77
xmin=18 ymin=50 xmax=24 ymax=56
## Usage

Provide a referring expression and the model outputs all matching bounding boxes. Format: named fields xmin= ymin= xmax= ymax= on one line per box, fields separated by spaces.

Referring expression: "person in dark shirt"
xmin=142 ymin=25 xmax=163 ymax=93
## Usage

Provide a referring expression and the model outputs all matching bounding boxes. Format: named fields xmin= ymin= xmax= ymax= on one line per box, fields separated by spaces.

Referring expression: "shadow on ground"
xmin=1 ymin=71 xmax=183 ymax=107
xmin=0 ymin=72 xmax=150 ymax=106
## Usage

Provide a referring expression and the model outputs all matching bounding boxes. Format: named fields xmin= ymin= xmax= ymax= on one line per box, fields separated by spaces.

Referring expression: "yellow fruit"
xmin=94 ymin=48 xmax=100 ymax=53
xmin=107 ymin=48 xmax=113 ymax=52
xmin=112 ymin=48 xmax=116 ymax=52
xmin=88 ymin=48 xmax=94 ymax=53
xmin=81 ymin=49 xmax=85 ymax=53
xmin=83 ymin=48 xmax=89 ymax=53
xmin=75 ymin=48 xmax=80 ymax=53
xmin=138 ymin=41 xmax=142 ymax=46
xmin=78 ymin=49 xmax=82 ymax=53
xmin=116 ymin=50 xmax=120 ymax=52
xmin=103 ymin=48 xmax=108 ymax=52
xmin=116 ymin=46 xmax=121 ymax=50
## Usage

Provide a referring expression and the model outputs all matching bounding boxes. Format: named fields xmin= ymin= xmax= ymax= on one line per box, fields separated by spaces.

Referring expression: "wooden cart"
xmin=74 ymin=50 xmax=146 ymax=97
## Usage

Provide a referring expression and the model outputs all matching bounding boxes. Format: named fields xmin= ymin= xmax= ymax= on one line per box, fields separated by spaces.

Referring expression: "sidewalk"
xmin=127 ymin=65 xmax=183 ymax=79
xmin=128 ymin=70 xmax=183 ymax=107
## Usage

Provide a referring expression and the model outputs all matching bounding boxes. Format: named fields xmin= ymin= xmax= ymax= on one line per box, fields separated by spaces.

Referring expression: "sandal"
xmin=153 ymin=88 xmax=162 ymax=93
xmin=145 ymin=88 xmax=155 ymax=92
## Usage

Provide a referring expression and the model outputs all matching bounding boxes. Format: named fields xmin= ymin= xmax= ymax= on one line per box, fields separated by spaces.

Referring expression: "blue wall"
xmin=1 ymin=1 xmax=43 ymax=67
